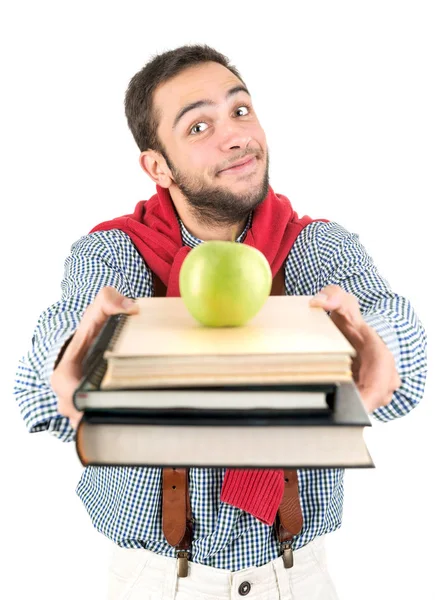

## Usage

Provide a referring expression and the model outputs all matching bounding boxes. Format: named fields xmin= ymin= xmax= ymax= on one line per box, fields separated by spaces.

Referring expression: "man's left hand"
xmin=309 ymin=285 xmax=402 ymax=414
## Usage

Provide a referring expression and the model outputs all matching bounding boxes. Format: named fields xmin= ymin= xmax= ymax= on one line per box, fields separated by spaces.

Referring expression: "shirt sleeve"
xmin=289 ymin=221 xmax=428 ymax=422
xmin=13 ymin=230 xmax=142 ymax=442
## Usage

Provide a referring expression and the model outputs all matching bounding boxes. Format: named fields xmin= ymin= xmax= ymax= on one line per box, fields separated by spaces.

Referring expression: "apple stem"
xmin=231 ymin=225 xmax=237 ymax=243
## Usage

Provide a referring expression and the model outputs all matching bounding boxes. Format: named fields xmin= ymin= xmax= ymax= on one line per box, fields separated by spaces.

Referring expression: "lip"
xmin=219 ymin=156 xmax=257 ymax=174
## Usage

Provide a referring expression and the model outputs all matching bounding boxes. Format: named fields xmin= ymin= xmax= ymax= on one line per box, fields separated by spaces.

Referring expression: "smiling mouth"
xmin=218 ymin=156 xmax=257 ymax=175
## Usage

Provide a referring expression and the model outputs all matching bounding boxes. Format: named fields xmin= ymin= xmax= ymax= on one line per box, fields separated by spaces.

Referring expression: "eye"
xmin=189 ymin=122 xmax=208 ymax=135
xmin=235 ymin=105 xmax=250 ymax=116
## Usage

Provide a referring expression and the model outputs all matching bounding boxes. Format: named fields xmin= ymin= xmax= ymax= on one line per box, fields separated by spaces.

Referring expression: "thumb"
xmin=66 ymin=287 xmax=139 ymax=362
xmin=80 ymin=287 xmax=139 ymax=332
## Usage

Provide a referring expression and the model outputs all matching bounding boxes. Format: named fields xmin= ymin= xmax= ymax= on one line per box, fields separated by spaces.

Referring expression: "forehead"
xmin=154 ymin=62 xmax=245 ymax=129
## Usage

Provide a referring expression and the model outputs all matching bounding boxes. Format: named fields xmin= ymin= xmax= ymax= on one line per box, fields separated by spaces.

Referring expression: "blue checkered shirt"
xmin=14 ymin=210 xmax=427 ymax=570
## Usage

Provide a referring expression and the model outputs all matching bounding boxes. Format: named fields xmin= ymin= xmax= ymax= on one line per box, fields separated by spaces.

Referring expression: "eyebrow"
xmin=172 ymin=85 xmax=251 ymax=130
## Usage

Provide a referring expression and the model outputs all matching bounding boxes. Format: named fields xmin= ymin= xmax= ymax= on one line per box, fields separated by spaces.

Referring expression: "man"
xmin=15 ymin=44 xmax=427 ymax=599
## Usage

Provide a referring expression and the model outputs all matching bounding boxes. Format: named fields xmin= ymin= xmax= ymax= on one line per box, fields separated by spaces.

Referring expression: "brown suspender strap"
xmin=156 ymin=262 xmax=303 ymax=574
xmin=274 ymin=470 xmax=303 ymax=568
xmin=162 ymin=468 xmax=193 ymax=577
xmin=270 ymin=262 xmax=285 ymax=296
xmin=153 ymin=272 xmax=167 ymax=298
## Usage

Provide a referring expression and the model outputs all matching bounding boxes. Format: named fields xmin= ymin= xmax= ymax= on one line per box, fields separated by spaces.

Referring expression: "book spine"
xmin=74 ymin=313 xmax=129 ymax=404
xmin=75 ymin=418 xmax=89 ymax=466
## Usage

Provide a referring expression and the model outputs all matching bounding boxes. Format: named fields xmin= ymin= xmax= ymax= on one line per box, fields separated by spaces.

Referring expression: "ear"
xmin=139 ymin=150 xmax=173 ymax=188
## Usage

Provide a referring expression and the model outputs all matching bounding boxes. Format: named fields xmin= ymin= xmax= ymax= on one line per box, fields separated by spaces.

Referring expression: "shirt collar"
xmin=179 ymin=212 xmax=253 ymax=249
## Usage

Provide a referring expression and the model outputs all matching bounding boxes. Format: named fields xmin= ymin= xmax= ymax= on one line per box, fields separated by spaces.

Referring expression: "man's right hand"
xmin=50 ymin=287 xmax=139 ymax=430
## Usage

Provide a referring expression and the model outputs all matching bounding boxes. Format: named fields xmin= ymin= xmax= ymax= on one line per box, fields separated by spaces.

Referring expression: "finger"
xmin=309 ymin=290 xmax=342 ymax=311
xmin=351 ymin=354 xmax=362 ymax=383
xmin=57 ymin=394 xmax=83 ymax=430
xmin=357 ymin=361 xmax=399 ymax=413
xmin=83 ymin=286 xmax=139 ymax=330
xmin=358 ymin=385 xmax=395 ymax=414
xmin=52 ymin=367 xmax=85 ymax=426
xmin=309 ymin=285 xmax=344 ymax=307
xmin=56 ymin=387 xmax=84 ymax=429
xmin=358 ymin=387 xmax=378 ymax=414
xmin=66 ymin=288 xmax=139 ymax=362
xmin=69 ymin=412 xmax=83 ymax=431
xmin=310 ymin=287 xmax=364 ymax=328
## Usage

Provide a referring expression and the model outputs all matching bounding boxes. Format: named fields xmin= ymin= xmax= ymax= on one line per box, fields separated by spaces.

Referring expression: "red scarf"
xmin=91 ymin=185 xmax=327 ymax=525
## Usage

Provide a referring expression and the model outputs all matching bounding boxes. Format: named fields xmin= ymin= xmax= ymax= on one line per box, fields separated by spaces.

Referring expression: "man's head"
xmin=125 ymin=45 xmax=269 ymax=227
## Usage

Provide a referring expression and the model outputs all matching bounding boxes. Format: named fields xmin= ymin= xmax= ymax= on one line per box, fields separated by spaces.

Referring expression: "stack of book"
xmin=74 ymin=296 xmax=374 ymax=468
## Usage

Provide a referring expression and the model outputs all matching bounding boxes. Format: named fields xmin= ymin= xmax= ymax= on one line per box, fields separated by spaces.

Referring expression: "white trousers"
xmin=108 ymin=536 xmax=340 ymax=599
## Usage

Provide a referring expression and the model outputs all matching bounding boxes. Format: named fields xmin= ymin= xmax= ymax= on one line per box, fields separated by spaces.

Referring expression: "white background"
xmin=1 ymin=1 xmax=433 ymax=598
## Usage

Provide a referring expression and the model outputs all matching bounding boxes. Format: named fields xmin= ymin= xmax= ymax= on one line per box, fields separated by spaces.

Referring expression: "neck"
xmin=168 ymin=186 xmax=248 ymax=242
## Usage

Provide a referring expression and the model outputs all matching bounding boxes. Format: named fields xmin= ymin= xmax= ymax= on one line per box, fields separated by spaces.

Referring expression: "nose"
xmin=217 ymin=118 xmax=253 ymax=152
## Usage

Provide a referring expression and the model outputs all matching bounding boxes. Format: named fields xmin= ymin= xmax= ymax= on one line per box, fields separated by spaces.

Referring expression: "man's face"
xmin=153 ymin=61 xmax=269 ymax=226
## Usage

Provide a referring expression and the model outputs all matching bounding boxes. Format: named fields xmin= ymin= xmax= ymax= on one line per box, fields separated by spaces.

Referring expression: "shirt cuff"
xmin=32 ymin=329 xmax=78 ymax=442
xmin=28 ymin=404 xmax=76 ymax=443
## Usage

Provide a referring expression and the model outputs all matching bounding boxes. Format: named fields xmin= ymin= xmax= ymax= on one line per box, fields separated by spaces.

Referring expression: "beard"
xmin=162 ymin=149 xmax=270 ymax=227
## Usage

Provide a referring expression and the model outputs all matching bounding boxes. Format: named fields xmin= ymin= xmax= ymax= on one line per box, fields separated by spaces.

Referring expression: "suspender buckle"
xmin=177 ymin=550 xmax=189 ymax=578
xmin=281 ymin=542 xmax=294 ymax=569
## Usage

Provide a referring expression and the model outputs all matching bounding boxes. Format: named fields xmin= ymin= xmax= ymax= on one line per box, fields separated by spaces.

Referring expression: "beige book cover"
xmin=100 ymin=296 xmax=356 ymax=389
xmin=106 ymin=295 xmax=356 ymax=358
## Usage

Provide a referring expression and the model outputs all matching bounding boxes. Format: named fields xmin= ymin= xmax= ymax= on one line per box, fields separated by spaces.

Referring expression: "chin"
xmin=240 ymin=175 xmax=268 ymax=196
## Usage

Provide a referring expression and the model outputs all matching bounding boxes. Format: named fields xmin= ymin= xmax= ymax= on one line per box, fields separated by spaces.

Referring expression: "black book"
xmin=75 ymin=382 xmax=373 ymax=469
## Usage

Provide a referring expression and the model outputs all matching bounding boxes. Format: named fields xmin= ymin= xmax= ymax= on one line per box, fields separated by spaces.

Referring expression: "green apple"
xmin=179 ymin=241 xmax=272 ymax=327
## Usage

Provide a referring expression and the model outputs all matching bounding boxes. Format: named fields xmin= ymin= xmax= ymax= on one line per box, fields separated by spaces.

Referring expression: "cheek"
xmin=170 ymin=142 xmax=202 ymax=173
xmin=184 ymin=142 xmax=220 ymax=175
xmin=254 ymin=125 xmax=267 ymax=150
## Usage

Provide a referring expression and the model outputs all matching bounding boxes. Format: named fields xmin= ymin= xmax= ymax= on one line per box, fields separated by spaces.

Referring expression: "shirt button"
xmin=238 ymin=581 xmax=251 ymax=596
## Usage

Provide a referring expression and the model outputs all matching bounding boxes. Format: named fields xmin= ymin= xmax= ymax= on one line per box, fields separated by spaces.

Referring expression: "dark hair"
xmin=124 ymin=44 xmax=245 ymax=153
